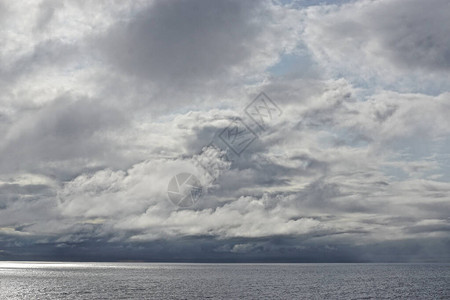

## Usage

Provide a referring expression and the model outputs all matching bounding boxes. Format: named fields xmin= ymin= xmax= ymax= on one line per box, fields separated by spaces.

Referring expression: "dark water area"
xmin=0 ymin=262 xmax=448 ymax=299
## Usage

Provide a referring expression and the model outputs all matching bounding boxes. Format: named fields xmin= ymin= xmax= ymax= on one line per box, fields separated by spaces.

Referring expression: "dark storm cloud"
xmin=366 ymin=0 xmax=450 ymax=72
xmin=98 ymin=0 xmax=261 ymax=84
xmin=34 ymin=0 xmax=61 ymax=31
xmin=303 ymin=0 xmax=450 ymax=93
xmin=1 ymin=235 xmax=448 ymax=263
xmin=0 ymin=96 xmax=126 ymax=177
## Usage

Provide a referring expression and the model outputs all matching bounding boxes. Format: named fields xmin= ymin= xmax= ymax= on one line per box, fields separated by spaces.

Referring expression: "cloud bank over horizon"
xmin=0 ymin=0 xmax=449 ymax=262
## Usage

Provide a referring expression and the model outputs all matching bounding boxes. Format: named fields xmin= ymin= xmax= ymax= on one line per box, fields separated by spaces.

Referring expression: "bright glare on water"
xmin=0 ymin=262 xmax=448 ymax=299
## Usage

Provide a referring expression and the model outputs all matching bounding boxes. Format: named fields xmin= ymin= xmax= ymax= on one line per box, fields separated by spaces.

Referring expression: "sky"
xmin=0 ymin=0 xmax=449 ymax=262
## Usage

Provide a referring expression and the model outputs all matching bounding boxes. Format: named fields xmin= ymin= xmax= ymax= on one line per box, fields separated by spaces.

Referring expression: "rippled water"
xmin=0 ymin=262 xmax=448 ymax=299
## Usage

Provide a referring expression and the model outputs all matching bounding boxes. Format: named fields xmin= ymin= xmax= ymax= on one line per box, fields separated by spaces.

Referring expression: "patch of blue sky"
xmin=267 ymin=48 xmax=320 ymax=79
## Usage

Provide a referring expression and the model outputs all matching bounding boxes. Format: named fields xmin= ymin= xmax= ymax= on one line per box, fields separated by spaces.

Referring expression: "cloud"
xmin=95 ymin=0 xmax=302 ymax=89
xmin=303 ymin=0 xmax=450 ymax=92
xmin=0 ymin=95 xmax=127 ymax=178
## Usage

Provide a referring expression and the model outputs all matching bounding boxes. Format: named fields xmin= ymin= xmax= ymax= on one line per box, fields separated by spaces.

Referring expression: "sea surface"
xmin=0 ymin=262 xmax=448 ymax=299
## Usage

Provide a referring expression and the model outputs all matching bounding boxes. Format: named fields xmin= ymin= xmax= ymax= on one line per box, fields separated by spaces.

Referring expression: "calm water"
xmin=0 ymin=262 xmax=448 ymax=299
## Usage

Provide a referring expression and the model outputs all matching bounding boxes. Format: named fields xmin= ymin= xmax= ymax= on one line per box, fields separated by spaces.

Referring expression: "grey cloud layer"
xmin=99 ymin=0 xmax=261 ymax=84
xmin=303 ymin=0 xmax=450 ymax=92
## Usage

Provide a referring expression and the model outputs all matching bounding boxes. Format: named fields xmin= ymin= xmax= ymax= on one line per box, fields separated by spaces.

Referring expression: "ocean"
xmin=0 ymin=262 xmax=448 ymax=299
